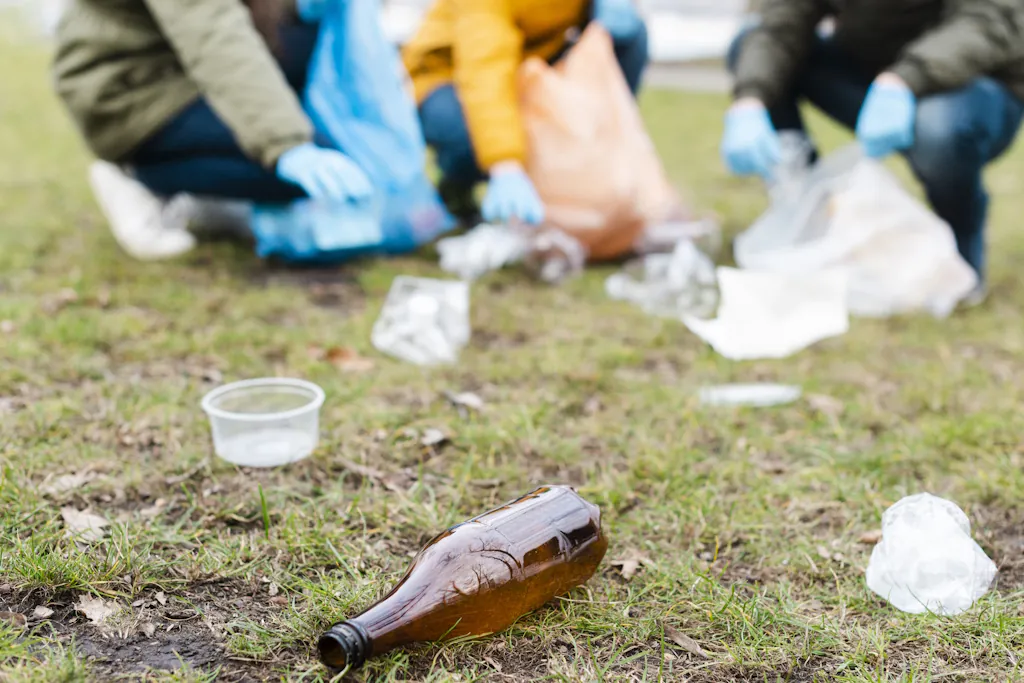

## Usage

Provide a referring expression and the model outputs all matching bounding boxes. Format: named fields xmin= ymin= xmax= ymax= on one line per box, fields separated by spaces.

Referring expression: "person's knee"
xmin=726 ymin=24 xmax=756 ymax=75
xmin=418 ymin=86 xmax=480 ymax=183
xmin=908 ymin=97 xmax=984 ymax=186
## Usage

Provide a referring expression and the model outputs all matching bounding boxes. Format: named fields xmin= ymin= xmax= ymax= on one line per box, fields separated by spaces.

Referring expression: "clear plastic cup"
xmin=201 ymin=378 xmax=325 ymax=468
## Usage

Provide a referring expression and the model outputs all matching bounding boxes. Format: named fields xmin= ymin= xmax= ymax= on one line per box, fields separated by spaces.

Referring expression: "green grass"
xmin=3 ymin=22 xmax=1024 ymax=683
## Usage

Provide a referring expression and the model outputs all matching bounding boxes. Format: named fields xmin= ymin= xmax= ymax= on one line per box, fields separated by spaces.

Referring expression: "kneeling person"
xmin=403 ymin=0 xmax=649 ymax=227
xmin=722 ymin=0 xmax=1024 ymax=300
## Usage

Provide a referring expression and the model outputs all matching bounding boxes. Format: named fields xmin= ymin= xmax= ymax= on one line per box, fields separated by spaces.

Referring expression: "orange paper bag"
xmin=518 ymin=25 xmax=689 ymax=261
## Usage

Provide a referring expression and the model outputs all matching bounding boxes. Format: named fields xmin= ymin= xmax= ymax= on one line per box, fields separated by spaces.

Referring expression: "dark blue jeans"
xmin=419 ymin=23 xmax=650 ymax=188
xmin=727 ymin=28 xmax=1024 ymax=279
xmin=129 ymin=24 xmax=328 ymax=202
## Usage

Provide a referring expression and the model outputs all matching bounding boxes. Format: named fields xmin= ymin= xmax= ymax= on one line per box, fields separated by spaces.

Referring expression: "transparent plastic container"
xmin=201 ymin=378 xmax=325 ymax=468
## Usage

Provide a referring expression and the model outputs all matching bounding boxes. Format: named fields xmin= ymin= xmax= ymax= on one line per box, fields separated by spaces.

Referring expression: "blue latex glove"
xmin=295 ymin=0 xmax=328 ymax=23
xmin=482 ymin=169 xmax=545 ymax=225
xmin=593 ymin=0 xmax=643 ymax=40
xmin=276 ymin=143 xmax=373 ymax=202
xmin=856 ymin=78 xmax=916 ymax=159
xmin=720 ymin=104 xmax=781 ymax=178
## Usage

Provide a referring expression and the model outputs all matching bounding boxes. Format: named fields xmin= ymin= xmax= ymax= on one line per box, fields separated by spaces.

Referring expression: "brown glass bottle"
xmin=318 ymin=485 xmax=607 ymax=670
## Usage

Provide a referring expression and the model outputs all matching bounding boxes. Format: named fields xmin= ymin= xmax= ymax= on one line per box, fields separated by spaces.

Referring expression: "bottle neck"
xmin=317 ymin=620 xmax=371 ymax=671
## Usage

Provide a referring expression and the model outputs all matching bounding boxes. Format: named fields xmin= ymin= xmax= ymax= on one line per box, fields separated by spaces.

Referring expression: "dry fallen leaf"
xmin=61 ymin=507 xmax=109 ymax=544
xmin=337 ymin=457 xmax=412 ymax=494
xmin=33 ymin=606 xmax=54 ymax=619
xmin=141 ymin=622 xmax=157 ymax=638
xmin=155 ymin=591 xmax=168 ymax=606
xmin=807 ymin=394 xmax=844 ymax=417
xmin=859 ymin=529 xmax=883 ymax=545
xmin=76 ymin=595 xmax=119 ymax=625
xmin=326 ymin=346 xmax=376 ymax=372
xmin=42 ymin=471 xmax=97 ymax=496
xmin=269 ymin=596 xmax=288 ymax=606
xmin=611 ymin=550 xmax=653 ymax=581
xmin=816 ymin=545 xmax=833 ymax=561
xmin=420 ymin=428 xmax=449 ymax=448
xmin=443 ymin=391 xmax=486 ymax=415
xmin=663 ymin=625 xmax=709 ymax=659
xmin=0 ymin=611 xmax=26 ymax=628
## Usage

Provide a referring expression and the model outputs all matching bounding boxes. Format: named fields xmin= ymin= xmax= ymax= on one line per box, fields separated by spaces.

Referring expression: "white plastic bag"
xmin=735 ymin=145 xmax=977 ymax=318
xmin=681 ymin=267 xmax=849 ymax=361
xmin=866 ymin=493 xmax=996 ymax=616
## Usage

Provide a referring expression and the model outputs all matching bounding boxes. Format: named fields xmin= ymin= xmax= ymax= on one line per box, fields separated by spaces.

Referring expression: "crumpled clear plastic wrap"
xmin=866 ymin=493 xmax=997 ymax=616
xmin=605 ymin=240 xmax=719 ymax=319
xmin=370 ymin=276 xmax=470 ymax=366
xmin=633 ymin=216 xmax=723 ymax=259
xmin=436 ymin=224 xmax=586 ymax=284
xmin=436 ymin=224 xmax=532 ymax=281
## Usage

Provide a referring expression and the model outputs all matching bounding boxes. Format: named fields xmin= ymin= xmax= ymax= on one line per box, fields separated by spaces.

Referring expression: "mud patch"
xmin=975 ymin=506 xmax=1024 ymax=591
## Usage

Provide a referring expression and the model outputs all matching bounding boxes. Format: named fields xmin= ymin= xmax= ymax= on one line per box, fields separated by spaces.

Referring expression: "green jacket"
xmin=734 ymin=0 xmax=1024 ymax=106
xmin=53 ymin=0 xmax=312 ymax=168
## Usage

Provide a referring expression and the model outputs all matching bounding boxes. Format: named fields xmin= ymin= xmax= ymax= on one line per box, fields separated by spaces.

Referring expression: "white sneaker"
xmin=88 ymin=161 xmax=196 ymax=260
xmin=164 ymin=195 xmax=253 ymax=240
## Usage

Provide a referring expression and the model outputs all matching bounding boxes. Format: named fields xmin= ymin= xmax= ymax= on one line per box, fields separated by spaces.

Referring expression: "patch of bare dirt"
xmin=974 ymin=506 xmax=1024 ymax=591
xmin=248 ymin=266 xmax=365 ymax=311
xmin=0 ymin=582 xmax=283 ymax=681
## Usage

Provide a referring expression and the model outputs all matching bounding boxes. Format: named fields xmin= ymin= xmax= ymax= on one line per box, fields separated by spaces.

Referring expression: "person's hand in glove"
xmin=855 ymin=74 xmax=916 ymax=159
xmin=276 ymin=143 xmax=374 ymax=202
xmin=482 ymin=162 xmax=545 ymax=225
xmin=720 ymin=98 xmax=781 ymax=178
xmin=295 ymin=0 xmax=329 ymax=23
xmin=593 ymin=0 xmax=643 ymax=40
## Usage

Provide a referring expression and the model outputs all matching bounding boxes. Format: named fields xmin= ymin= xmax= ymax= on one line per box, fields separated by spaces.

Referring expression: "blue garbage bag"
xmin=253 ymin=0 xmax=454 ymax=263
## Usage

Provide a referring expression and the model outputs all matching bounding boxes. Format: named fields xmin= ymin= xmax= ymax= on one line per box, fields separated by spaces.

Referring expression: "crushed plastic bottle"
xmin=370 ymin=276 xmax=470 ymax=366
xmin=523 ymin=229 xmax=588 ymax=284
xmin=865 ymin=493 xmax=997 ymax=616
xmin=605 ymin=240 xmax=718 ymax=319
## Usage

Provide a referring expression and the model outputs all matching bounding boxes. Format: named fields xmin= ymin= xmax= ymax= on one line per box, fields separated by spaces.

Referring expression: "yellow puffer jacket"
xmin=402 ymin=0 xmax=591 ymax=171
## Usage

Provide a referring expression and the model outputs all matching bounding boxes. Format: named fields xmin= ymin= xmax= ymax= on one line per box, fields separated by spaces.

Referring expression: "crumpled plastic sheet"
xmin=370 ymin=276 xmax=470 ymax=366
xmin=605 ymin=240 xmax=719 ymax=319
xmin=866 ymin=493 xmax=997 ymax=616
xmin=437 ymin=224 xmax=532 ymax=281
xmin=698 ymin=383 xmax=801 ymax=408
xmin=633 ymin=216 xmax=724 ymax=259
xmin=681 ymin=267 xmax=849 ymax=360
xmin=437 ymin=224 xmax=586 ymax=284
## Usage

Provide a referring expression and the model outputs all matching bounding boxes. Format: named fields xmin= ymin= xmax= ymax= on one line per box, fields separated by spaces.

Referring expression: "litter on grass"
xmin=371 ymin=276 xmax=470 ymax=365
xmin=605 ymin=240 xmax=718 ymax=319
xmin=698 ymin=383 xmax=802 ymax=407
xmin=681 ymin=268 xmax=849 ymax=360
xmin=866 ymin=493 xmax=996 ymax=616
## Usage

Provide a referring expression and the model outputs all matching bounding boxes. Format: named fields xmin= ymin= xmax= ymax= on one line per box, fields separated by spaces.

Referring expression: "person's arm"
xmin=450 ymin=0 xmax=526 ymax=172
xmin=142 ymin=0 xmax=313 ymax=168
xmin=732 ymin=0 xmax=827 ymax=106
xmin=891 ymin=0 xmax=1024 ymax=97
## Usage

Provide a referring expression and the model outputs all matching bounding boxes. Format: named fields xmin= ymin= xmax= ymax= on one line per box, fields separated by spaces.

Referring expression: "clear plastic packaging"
xmin=201 ymin=378 xmax=325 ymax=467
xmin=371 ymin=276 xmax=470 ymax=365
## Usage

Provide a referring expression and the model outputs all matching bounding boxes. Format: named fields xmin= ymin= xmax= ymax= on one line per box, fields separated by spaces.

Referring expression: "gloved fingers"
xmin=321 ymin=167 xmax=353 ymax=202
xmin=300 ymin=173 xmax=331 ymax=201
xmin=752 ymin=134 xmax=781 ymax=177
xmin=341 ymin=164 xmax=374 ymax=200
xmin=723 ymin=144 xmax=754 ymax=176
xmin=517 ymin=197 xmax=544 ymax=225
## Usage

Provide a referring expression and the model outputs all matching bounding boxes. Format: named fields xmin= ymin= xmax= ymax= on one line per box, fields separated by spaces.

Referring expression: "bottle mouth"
xmin=318 ymin=621 xmax=370 ymax=671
